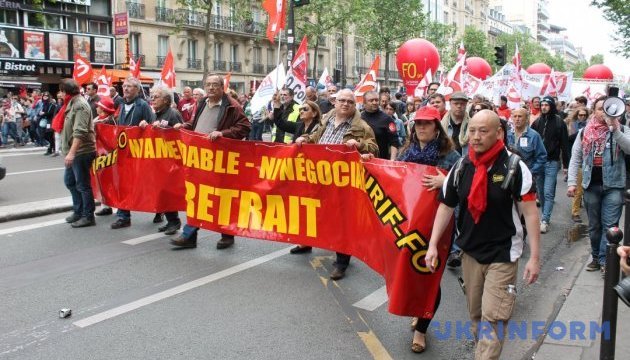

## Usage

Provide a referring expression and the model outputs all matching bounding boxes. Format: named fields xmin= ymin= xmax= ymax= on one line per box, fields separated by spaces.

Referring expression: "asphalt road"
xmin=0 ymin=149 xmax=590 ymax=360
xmin=0 ymin=147 xmax=67 ymax=206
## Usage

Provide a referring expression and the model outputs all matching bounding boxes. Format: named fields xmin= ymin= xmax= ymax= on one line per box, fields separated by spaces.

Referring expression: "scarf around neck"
xmin=467 ymin=139 xmax=506 ymax=224
xmin=582 ymin=115 xmax=608 ymax=158
xmin=398 ymin=139 xmax=440 ymax=166
xmin=52 ymin=94 xmax=73 ymax=133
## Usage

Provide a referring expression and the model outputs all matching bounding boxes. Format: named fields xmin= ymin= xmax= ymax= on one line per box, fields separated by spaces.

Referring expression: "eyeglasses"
xmin=337 ymin=99 xmax=355 ymax=105
xmin=205 ymin=83 xmax=222 ymax=89
xmin=577 ymin=113 xmax=587 ymax=117
xmin=299 ymin=107 xmax=310 ymax=112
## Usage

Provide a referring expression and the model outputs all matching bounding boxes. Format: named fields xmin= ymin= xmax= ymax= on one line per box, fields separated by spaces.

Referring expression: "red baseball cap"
xmin=414 ymin=106 xmax=441 ymax=122
xmin=97 ymin=96 xmax=115 ymax=114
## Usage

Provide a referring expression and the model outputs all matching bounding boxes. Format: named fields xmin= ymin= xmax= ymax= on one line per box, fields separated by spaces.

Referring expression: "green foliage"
xmin=354 ymin=0 xmax=426 ymax=81
xmin=570 ymin=60 xmax=589 ymax=78
xmin=589 ymin=54 xmax=605 ymax=64
xmin=423 ymin=22 xmax=456 ymax=70
xmin=591 ymin=0 xmax=630 ymax=58
xmin=496 ymin=32 xmax=568 ymax=70
xmin=459 ymin=26 xmax=493 ymax=65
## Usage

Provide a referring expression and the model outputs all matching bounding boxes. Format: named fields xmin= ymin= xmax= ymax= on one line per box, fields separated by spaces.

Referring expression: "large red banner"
xmin=93 ymin=125 xmax=452 ymax=317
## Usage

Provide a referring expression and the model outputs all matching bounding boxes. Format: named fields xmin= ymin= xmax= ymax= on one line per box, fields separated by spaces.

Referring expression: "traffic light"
xmin=494 ymin=45 xmax=506 ymax=66
xmin=293 ymin=0 xmax=310 ymax=7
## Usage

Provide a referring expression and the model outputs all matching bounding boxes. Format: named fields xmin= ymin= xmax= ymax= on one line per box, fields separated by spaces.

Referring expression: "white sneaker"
xmin=540 ymin=221 xmax=549 ymax=234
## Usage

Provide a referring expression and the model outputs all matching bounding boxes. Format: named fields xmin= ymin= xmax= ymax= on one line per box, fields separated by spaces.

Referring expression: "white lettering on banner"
xmin=2 ymin=61 xmax=36 ymax=72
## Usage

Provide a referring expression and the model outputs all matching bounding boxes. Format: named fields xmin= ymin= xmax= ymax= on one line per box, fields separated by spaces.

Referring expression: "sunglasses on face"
xmin=578 ymin=113 xmax=587 ymax=117
xmin=299 ymin=107 xmax=310 ymax=112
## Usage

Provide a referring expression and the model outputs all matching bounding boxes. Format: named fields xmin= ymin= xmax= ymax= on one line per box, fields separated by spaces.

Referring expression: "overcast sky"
xmin=547 ymin=0 xmax=629 ymax=79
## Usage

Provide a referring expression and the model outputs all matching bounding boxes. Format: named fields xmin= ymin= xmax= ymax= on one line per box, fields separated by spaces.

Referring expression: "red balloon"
xmin=465 ymin=57 xmax=492 ymax=80
xmin=527 ymin=63 xmax=552 ymax=74
xmin=396 ymin=39 xmax=440 ymax=96
xmin=583 ymin=64 xmax=614 ymax=80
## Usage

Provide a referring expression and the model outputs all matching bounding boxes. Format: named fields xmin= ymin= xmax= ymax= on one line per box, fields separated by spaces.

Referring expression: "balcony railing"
xmin=187 ymin=58 xmax=201 ymax=69
xmin=131 ymin=53 xmax=145 ymax=64
xmin=229 ymin=61 xmax=242 ymax=72
xmin=253 ymin=63 xmax=265 ymax=74
xmin=353 ymin=66 xmax=369 ymax=76
xmin=157 ymin=56 xmax=166 ymax=67
xmin=175 ymin=11 xmax=273 ymax=39
xmin=214 ymin=60 xmax=226 ymax=71
xmin=126 ymin=2 xmax=145 ymax=19
xmin=156 ymin=7 xmax=176 ymax=22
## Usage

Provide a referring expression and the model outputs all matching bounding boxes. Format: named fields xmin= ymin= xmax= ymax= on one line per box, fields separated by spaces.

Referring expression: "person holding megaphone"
xmin=567 ymin=94 xmax=630 ymax=277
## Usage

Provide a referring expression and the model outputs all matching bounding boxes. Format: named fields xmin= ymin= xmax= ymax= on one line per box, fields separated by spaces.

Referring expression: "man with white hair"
xmin=296 ymin=88 xmax=378 ymax=280
xmin=138 ymin=85 xmax=183 ymax=235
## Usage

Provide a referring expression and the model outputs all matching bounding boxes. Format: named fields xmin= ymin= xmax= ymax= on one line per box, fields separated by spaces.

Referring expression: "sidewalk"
xmin=535 ymin=248 xmax=630 ymax=359
xmin=0 ymin=197 xmax=75 ymax=223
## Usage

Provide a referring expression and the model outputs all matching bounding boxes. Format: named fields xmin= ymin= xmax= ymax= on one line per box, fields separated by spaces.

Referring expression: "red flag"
xmin=512 ymin=43 xmax=522 ymax=81
xmin=72 ymin=54 xmax=94 ymax=86
xmin=291 ymin=36 xmax=308 ymax=84
xmin=414 ymin=69 xmax=433 ymax=98
xmin=263 ymin=0 xmax=286 ymax=44
xmin=224 ymin=71 xmax=232 ymax=92
xmin=437 ymin=54 xmax=465 ymax=101
xmin=129 ymin=51 xmax=141 ymax=79
xmin=160 ymin=49 xmax=176 ymax=89
xmin=354 ymin=56 xmax=380 ymax=104
xmin=457 ymin=41 xmax=466 ymax=62
xmin=96 ymin=66 xmax=112 ymax=97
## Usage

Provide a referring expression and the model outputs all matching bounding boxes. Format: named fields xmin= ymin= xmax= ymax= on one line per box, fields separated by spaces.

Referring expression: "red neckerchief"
xmin=467 ymin=139 xmax=506 ymax=223
xmin=52 ymin=94 xmax=73 ymax=133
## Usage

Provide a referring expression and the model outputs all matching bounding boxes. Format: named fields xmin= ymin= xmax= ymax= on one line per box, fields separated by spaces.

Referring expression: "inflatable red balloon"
xmin=396 ymin=39 xmax=440 ymax=96
xmin=583 ymin=64 xmax=614 ymax=80
xmin=465 ymin=57 xmax=492 ymax=80
xmin=527 ymin=63 xmax=552 ymax=74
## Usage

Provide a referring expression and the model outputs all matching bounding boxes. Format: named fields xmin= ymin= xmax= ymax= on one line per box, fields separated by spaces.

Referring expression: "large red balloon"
xmin=527 ymin=63 xmax=552 ymax=74
xmin=465 ymin=57 xmax=492 ymax=80
xmin=583 ymin=64 xmax=614 ymax=80
xmin=396 ymin=39 xmax=440 ymax=96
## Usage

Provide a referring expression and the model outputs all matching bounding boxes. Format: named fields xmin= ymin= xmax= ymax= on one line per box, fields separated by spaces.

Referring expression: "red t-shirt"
xmin=178 ymin=97 xmax=196 ymax=123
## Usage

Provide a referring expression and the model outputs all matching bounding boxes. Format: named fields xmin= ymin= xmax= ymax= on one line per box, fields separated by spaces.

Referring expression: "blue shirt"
xmin=507 ymin=126 xmax=547 ymax=176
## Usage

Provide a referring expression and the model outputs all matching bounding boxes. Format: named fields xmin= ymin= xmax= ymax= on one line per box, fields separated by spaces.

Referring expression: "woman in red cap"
xmin=398 ymin=105 xmax=461 ymax=353
xmin=93 ymin=96 xmax=116 ymax=216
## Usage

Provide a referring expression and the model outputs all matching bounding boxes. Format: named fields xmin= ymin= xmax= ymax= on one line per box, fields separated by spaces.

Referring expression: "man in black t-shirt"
xmin=361 ymin=91 xmax=400 ymax=159
xmin=426 ymin=110 xmax=540 ymax=360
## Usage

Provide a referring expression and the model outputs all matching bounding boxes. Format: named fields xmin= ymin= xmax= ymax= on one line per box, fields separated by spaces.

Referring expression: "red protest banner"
xmin=92 ymin=125 xmax=452 ymax=317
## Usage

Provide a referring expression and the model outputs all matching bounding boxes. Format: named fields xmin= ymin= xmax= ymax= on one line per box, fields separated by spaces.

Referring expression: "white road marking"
xmin=0 ymin=218 xmax=66 ymax=236
xmin=73 ymin=247 xmax=290 ymax=328
xmin=121 ymin=233 xmax=166 ymax=245
xmin=6 ymin=167 xmax=65 ymax=176
xmin=353 ymin=286 xmax=388 ymax=311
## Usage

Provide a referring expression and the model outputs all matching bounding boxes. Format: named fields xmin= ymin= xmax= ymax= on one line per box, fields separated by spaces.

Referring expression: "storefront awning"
xmin=108 ymin=69 xmax=154 ymax=84
xmin=0 ymin=80 xmax=42 ymax=88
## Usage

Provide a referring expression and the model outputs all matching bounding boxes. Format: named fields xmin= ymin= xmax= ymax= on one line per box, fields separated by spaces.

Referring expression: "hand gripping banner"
xmin=93 ymin=125 xmax=453 ymax=318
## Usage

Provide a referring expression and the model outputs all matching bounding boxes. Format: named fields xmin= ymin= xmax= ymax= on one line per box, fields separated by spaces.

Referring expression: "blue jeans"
xmin=2 ymin=122 xmax=20 ymax=145
xmin=117 ymin=209 xmax=131 ymax=220
xmin=583 ymin=185 xmax=623 ymax=266
xmin=182 ymin=224 xmax=199 ymax=240
xmin=249 ymin=121 xmax=264 ymax=141
xmin=64 ymin=152 xmax=97 ymax=219
xmin=535 ymin=161 xmax=559 ymax=223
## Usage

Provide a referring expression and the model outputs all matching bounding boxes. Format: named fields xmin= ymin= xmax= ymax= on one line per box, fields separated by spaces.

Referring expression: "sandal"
xmin=410 ymin=317 xmax=418 ymax=330
xmin=411 ymin=331 xmax=426 ymax=353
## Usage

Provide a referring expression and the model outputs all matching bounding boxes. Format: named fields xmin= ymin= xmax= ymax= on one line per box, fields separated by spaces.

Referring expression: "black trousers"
xmin=415 ymin=287 xmax=442 ymax=333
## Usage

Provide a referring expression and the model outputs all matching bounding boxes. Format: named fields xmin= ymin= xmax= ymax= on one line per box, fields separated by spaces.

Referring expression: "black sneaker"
xmin=95 ymin=207 xmax=113 ymax=216
xmin=585 ymin=259 xmax=600 ymax=271
xmin=447 ymin=251 xmax=462 ymax=268
xmin=65 ymin=213 xmax=81 ymax=223
xmin=153 ymin=213 xmax=164 ymax=223
xmin=159 ymin=221 xmax=181 ymax=236
xmin=111 ymin=218 xmax=131 ymax=229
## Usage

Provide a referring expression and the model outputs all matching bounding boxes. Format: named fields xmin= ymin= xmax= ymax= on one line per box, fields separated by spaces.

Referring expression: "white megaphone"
xmin=603 ymin=96 xmax=626 ymax=117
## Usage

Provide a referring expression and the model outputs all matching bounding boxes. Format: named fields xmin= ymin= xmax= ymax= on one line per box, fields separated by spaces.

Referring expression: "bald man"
xmin=426 ymin=110 xmax=540 ymax=360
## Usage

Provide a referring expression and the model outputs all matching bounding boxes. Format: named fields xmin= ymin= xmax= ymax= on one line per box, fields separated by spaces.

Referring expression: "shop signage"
xmin=0 ymin=60 xmax=37 ymax=75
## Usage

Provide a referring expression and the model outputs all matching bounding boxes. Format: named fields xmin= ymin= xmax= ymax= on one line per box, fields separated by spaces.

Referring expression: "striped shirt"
xmin=317 ymin=117 xmax=352 ymax=145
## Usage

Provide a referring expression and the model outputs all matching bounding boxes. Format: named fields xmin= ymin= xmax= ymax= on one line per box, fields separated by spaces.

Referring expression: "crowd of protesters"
xmin=7 ymin=75 xmax=630 ymax=359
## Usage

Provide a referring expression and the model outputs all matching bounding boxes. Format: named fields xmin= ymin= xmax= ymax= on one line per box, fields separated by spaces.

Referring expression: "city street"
xmin=0 ymin=145 xmax=595 ymax=360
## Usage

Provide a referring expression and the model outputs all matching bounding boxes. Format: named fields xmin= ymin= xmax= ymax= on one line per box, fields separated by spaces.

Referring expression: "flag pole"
xmin=275 ymin=30 xmax=283 ymax=89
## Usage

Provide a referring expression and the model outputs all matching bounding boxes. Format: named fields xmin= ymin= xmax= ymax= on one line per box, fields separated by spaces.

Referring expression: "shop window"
xmin=0 ymin=10 xmax=18 ymax=25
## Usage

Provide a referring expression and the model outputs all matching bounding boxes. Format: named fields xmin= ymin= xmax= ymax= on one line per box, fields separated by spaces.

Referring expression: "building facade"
xmin=0 ymin=0 xmax=115 ymax=95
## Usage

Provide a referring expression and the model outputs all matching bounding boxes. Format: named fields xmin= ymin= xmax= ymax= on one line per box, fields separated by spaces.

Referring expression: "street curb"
xmin=0 ymin=204 xmax=75 ymax=223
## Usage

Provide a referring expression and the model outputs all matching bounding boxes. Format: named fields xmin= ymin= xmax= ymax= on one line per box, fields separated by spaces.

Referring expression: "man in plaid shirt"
xmin=296 ymin=88 xmax=378 ymax=280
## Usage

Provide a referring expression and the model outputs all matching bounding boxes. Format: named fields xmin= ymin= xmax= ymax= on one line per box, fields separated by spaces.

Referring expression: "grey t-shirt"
xmin=193 ymin=99 xmax=221 ymax=135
